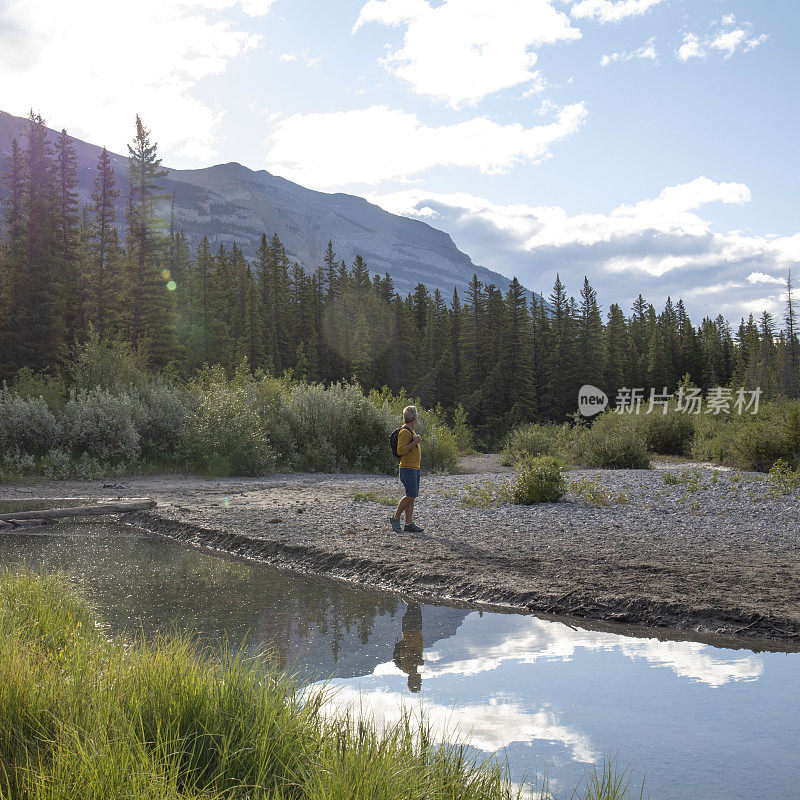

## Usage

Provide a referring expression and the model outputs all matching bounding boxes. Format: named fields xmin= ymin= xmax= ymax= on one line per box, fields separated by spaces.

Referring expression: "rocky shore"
xmin=2 ymin=455 xmax=799 ymax=644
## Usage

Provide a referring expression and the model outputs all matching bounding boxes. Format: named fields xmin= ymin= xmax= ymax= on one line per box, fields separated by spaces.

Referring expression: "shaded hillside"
xmin=0 ymin=109 xmax=517 ymax=297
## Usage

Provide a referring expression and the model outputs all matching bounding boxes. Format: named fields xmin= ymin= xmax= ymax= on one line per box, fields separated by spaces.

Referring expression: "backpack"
xmin=390 ymin=425 xmax=413 ymax=459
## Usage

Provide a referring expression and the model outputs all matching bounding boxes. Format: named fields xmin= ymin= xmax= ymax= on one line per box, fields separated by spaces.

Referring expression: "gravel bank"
xmin=2 ymin=456 xmax=798 ymax=643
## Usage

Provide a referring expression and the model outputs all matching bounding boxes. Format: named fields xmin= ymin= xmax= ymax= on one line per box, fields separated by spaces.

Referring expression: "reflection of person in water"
xmin=393 ymin=602 xmax=424 ymax=693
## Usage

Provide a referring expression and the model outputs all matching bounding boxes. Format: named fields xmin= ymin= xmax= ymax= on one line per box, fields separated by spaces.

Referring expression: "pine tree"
xmin=781 ymin=272 xmax=800 ymax=397
xmin=502 ymin=277 xmax=535 ymax=422
xmin=604 ymin=303 xmax=630 ymax=401
xmin=543 ymin=275 xmax=576 ymax=420
xmin=351 ymin=254 xmax=370 ymax=291
xmin=87 ymin=146 xmax=120 ymax=339
xmin=17 ymin=112 xmax=66 ymax=370
xmin=54 ymin=129 xmax=81 ymax=340
xmin=323 ymin=240 xmax=337 ymax=299
xmin=577 ymin=277 xmax=605 ymax=388
xmin=125 ymin=115 xmax=176 ymax=364
xmin=0 ymin=138 xmax=25 ymax=372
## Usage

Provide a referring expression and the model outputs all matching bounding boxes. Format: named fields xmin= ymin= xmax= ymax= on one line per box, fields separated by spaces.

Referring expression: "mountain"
xmin=0 ymin=109 xmax=517 ymax=298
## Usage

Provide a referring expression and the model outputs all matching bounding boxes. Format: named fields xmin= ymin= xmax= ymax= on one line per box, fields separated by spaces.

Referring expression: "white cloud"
xmin=265 ymin=103 xmax=587 ymax=187
xmin=353 ymin=0 xmax=581 ymax=106
xmin=317 ymin=685 xmax=598 ymax=761
xmin=0 ymin=0 xmax=271 ymax=164
xmin=600 ymin=37 xmax=657 ymax=66
xmin=278 ymin=49 xmax=321 ymax=68
xmin=370 ymin=179 xmax=800 ymax=317
xmin=748 ymin=272 xmax=785 ymax=286
xmin=408 ymin=612 xmax=762 ymax=688
xmin=677 ymin=16 xmax=768 ymax=62
xmin=571 ymin=0 xmax=666 ymax=24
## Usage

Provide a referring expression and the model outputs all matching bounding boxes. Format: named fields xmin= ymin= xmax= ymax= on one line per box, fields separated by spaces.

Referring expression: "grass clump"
xmin=462 ymin=479 xmax=515 ymax=508
xmin=353 ymin=490 xmax=399 ymax=506
xmin=569 ymin=478 xmax=629 ymax=506
xmin=462 ymin=457 xmax=566 ymax=506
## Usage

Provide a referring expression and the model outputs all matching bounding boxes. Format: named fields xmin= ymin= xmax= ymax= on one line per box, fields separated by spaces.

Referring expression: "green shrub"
xmin=0 ymin=385 xmax=59 ymax=457
xmin=353 ymin=491 xmax=399 ymax=505
xmin=511 ymin=456 xmax=567 ymax=504
xmin=59 ymin=388 xmax=141 ymax=464
xmin=501 ymin=422 xmax=563 ymax=464
xmin=70 ymin=329 xmax=145 ymax=391
xmin=287 ymin=382 xmax=396 ymax=473
xmin=181 ymin=379 xmax=276 ymax=476
xmin=574 ymin=413 xmax=650 ymax=469
xmin=726 ymin=416 xmax=791 ymax=472
xmin=450 ymin=404 xmax=474 ymax=453
xmin=416 ymin=419 xmax=460 ymax=473
xmin=11 ymin=367 xmax=67 ymax=410
xmin=461 ymin=479 xmax=514 ymax=508
xmin=135 ymin=381 xmax=193 ymax=464
xmin=640 ymin=410 xmax=695 ymax=455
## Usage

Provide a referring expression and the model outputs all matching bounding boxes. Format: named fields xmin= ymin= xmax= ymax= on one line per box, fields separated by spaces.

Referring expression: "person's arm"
xmin=400 ymin=429 xmax=418 ymax=454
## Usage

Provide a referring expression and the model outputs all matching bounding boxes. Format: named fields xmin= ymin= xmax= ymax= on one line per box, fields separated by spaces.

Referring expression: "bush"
xmin=135 ymin=381 xmax=193 ymax=464
xmin=286 ymin=382 xmax=396 ymax=473
xmin=414 ymin=418 xmax=460 ymax=473
xmin=59 ymin=388 xmax=140 ymax=464
xmin=0 ymin=386 xmax=59 ymax=457
xmin=11 ymin=367 xmax=67 ymax=410
xmin=70 ymin=329 xmax=145 ymax=392
xmin=726 ymin=417 xmax=791 ymax=472
xmin=501 ymin=422 xmax=568 ymax=464
xmin=181 ymin=378 xmax=276 ymax=477
xmin=573 ymin=413 xmax=650 ymax=469
xmin=511 ymin=456 xmax=566 ymax=504
xmin=640 ymin=410 xmax=695 ymax=455
xmin=691 ymin=401 xmax=800 ymax=471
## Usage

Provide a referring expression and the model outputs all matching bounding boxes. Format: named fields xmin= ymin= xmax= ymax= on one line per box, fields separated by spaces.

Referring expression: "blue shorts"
xmin=399 ymin=468 xmax=420 ymax=498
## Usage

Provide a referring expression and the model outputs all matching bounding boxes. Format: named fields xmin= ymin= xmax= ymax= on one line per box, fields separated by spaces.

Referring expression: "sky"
xmin=1 ymin=0 xmax=798 ymax=321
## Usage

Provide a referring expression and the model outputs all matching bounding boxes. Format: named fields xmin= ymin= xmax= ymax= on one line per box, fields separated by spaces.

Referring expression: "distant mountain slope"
xmin=0 ymin=109 xmax=518 ymax=298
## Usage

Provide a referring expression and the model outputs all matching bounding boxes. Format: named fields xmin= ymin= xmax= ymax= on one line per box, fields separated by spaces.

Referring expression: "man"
xmin=390 ymin=405 xmax=424 ymax=533
xmin=392 ymin=602 xmax=424 ymax=693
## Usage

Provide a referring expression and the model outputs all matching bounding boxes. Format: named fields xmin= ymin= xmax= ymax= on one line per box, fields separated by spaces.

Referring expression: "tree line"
xmin=2 ymin=112 xmax=798 ymax=440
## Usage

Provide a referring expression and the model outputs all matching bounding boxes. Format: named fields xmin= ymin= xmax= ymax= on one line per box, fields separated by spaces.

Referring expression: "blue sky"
xmin=1 ymin=0 xmax=798 ymax=320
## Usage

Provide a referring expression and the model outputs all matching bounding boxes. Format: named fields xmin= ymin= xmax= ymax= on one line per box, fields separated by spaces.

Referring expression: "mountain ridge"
xmin=0 ymin=109 xmax=519 ymax=298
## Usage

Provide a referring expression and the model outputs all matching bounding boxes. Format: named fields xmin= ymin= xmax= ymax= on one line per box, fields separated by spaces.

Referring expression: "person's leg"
xmin=404 ymin=497 xmax=415 ymax=524
xmin=393 ymin=496 xmax=411 ymax=520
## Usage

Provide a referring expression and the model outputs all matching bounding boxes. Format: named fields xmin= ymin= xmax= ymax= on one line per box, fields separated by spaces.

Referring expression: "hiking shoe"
xmin=404 ymin=523 xmax=424 ymax=533
xmin=389 ymin=516 xmax=403 ymax=533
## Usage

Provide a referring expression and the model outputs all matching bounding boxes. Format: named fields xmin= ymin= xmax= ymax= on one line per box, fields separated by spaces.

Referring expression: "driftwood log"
xmin=0 ymin=518 xmax=60 ymax=530
xmin=0 ymin=499 xmax=156 ymax=523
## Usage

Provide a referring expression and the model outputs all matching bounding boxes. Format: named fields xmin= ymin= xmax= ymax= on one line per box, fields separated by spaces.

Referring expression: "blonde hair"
xmin=402 ymin=405 xmax=418 ymax=424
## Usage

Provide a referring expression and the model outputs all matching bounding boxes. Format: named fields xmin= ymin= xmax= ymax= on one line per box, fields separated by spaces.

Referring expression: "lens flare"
xmin=167 ymin=280 xmax=177 ymax=291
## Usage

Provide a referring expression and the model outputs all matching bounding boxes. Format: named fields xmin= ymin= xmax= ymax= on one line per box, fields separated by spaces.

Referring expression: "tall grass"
xmin=0 ymin=569 xmax=642 ymax=800
xmin=0 ymin=570 xmax=509 ymax=800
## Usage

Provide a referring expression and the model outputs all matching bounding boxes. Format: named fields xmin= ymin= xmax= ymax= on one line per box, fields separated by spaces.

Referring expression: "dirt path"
xmin=1 ymin=456 xmax=798 ymax=645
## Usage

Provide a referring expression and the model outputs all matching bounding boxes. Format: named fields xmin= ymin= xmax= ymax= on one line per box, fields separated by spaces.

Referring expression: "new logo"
xmin=578 ymin=385 xmax=608 ymax=417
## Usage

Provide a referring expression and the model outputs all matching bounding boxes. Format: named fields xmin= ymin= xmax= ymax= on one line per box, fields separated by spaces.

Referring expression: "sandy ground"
xmin=1 ymin=455 xmax=799 ymax=644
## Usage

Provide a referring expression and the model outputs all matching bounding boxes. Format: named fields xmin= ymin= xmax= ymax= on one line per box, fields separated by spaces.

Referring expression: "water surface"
xmin=1 ymin=525 xmax=797 ymax=800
